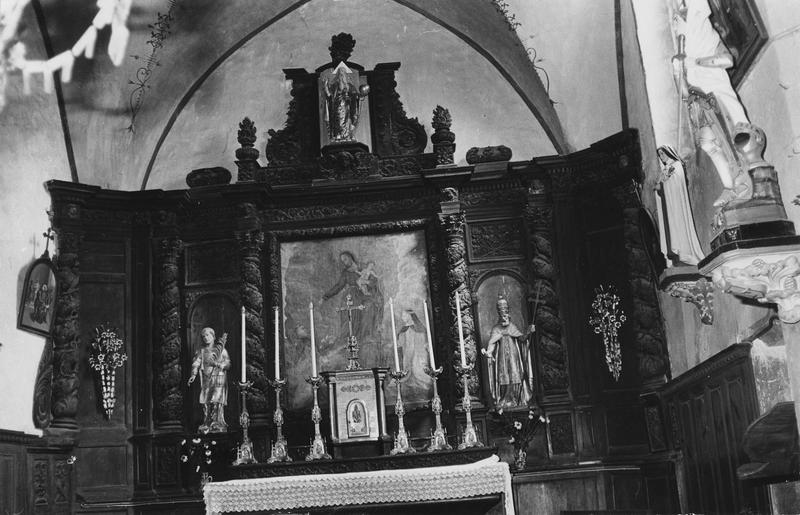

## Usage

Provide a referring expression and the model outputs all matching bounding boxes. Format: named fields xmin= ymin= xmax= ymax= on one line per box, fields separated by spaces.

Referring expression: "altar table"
xmin=203 ymin=455 xmax=514 ymax=514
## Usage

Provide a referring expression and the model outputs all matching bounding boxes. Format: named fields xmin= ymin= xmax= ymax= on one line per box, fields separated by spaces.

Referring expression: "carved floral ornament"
xmin=712 ymin=254 xmax=800 ymax=324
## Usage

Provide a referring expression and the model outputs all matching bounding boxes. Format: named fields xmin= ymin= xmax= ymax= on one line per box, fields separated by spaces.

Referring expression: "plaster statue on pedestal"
xmin=320 ymin=33 xmax=369 ymax=144
xmin=481 ymin=294 xmax=534 ymax=409
xmin=188 ymin=328 xmax=230 ymax=433
xmin=670 ymin=0 xmax=752 ymax=211
xmin=655 ymin=145 xmax=705 ymax=266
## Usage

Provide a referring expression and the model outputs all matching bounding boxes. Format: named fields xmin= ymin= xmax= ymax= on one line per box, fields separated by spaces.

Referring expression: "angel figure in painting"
xmin=670 ymin=0 xmax=751 ymax=209
xmin=655 ymin=145 xmax=705 ymax=266
xmin=188 ymin=328 xmax=230 ymax=433
xmin=481 ymin=294 xmax=534 ymax=409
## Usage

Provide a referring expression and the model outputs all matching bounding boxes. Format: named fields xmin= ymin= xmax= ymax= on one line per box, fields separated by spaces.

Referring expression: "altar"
xmin=204 ymin=455 xmax=513 ymax=515
xmin=36 ymin=27 xmax=673 ymax=515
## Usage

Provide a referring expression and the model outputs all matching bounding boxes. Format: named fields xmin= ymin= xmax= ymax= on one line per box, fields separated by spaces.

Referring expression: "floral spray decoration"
xmin=588 ymin=285 xmax=627 ymax=381
xmin=181 ymin=436 xmax=219 ymax=485
xmin=87 ymin=325 xmax=128 ymax=418
xmin=493 ymin=407 xmax=548 ymax=470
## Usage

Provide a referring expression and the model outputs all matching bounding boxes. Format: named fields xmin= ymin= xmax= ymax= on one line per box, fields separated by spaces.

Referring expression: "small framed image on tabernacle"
xmin=18 ymin=256 xmax=57 ymax=337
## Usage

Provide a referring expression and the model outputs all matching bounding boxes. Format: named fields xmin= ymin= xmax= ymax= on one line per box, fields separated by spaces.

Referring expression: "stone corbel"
xmin=710 ymin=251 xmax=800 ymax=324
xmin=664 ymin=277 xmax=714 ymax=325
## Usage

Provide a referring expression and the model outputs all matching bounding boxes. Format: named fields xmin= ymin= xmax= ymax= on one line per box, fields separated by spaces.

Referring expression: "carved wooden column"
xmin=236 ymin=227 xmax=268 ymax=422
xmin=523 ymin=184 xmax=568 ymax=397
xmin=612 ymin=182 xmax=669 ymax=386
xmin=153 ymin=235 xmax=183 ymax=431
xmin=438 ymin=190 xmax=480 ymax=401
xmin=48 ymin=224 xmax=83 ymax=434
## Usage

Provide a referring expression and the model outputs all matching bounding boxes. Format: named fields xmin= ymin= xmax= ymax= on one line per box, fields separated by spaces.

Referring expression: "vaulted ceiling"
xmin=27 ymin=0 xmax=621 ymax=191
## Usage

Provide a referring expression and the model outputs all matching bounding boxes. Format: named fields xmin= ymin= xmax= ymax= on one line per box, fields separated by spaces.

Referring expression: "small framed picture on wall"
xmin=18 ymin=256 xmax=57 ymax=337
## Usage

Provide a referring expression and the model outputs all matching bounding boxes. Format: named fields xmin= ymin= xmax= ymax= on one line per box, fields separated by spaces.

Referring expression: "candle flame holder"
xmin=423 ymin=365 xmax=452 ymax=451
xmin=233 ymin=381 xmax=257 ymax=465
xmin=267 ymin=378 xmax=292 ymax=463
xmin=389 ymin=369 xmax=415 ymax=455
xmin=305 ymin=375 xmax=331 ymax=461
xmin=454 ymin=363 xmax=483 ymax=449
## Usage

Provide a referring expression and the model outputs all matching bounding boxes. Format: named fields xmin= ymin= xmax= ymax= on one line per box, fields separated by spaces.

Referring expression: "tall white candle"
xmin=309 ymin=301 xmax=318 ymax=377
xmin=456 ymin=290 xmax=467 ymax=367
xmin=390 ymin=298 xmax=400 ymax=372
xmin=274 ymin=306 xmax=280 ymax=380
xmin=423 ymin=300 xmax=436 ymax=370
xmin=241 ymin=306 xmax=247 ymax=383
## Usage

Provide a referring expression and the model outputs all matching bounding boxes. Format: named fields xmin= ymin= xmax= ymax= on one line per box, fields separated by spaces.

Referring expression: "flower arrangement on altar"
xmin=180 ymin=436 xmax=220 ymax=485
xmin=493 ymin=407 xmax=548 ymax=470
xmin=87 ymin=325 xmax=127 ymax=418
xmin=588 ymin=285 xmax=627 ymax=381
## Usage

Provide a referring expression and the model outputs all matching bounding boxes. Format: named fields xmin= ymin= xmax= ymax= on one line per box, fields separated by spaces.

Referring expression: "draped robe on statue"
xmin=486 ymin=322 xmax=533 ymax=409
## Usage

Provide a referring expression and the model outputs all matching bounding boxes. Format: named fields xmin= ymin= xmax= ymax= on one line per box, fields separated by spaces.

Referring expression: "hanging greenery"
xmin=588 ymin=285 xmax=626 ymax=381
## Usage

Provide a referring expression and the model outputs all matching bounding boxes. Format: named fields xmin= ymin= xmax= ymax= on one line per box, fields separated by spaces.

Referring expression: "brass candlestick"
xmin=233 ymin=381 xmax=257 ymax=465
xmin=423 ymin=365 xmax=452 ymax=451
xmin=389 ymin=369 xmax=415 ymax=455
xmin=267 ymin=378 xmax=291 ymax=463
xmin=454 ymin=363 xmax=482 ymax=449
xmin=305 ymin=375 xmax=331 ymax=461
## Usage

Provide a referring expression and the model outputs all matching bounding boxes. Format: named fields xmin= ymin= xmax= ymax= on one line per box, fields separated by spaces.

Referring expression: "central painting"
xmin=280 ymin=230 xmax=434 ymax=410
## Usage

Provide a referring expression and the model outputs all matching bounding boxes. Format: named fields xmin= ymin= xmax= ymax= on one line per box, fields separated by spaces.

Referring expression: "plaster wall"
xmin=507 ymin=0 xmax=622 ymax=152
xmin=626 ymin=0 xmax=780 ymax=378
xmin=148 ymin=0 xmax=553 ymax=190
xmin=0 ymin=9 xmax=72 ymax=434
xmin=738 ymin=1 xmax=800 ymax=233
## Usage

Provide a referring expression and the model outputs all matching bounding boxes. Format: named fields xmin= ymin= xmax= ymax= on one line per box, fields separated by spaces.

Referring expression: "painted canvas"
xmin=281 ymin=230 xmax=433 ymax=409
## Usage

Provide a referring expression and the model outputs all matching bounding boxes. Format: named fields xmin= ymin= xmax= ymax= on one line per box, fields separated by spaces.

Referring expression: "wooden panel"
xmin=78 ymin=281 xmax=128 ymax=426
xmin=184 ymin=240 xmax=238 ymax=285
xmin=466 ymin=217 xmax=524 ymax=262
xmin=82 ymin=240 xmax=127 ymax=274
xmin=515 ymin=474 xmax=603 ymax=514
xmin=606 ymin=405 xmax=648 ymax=452
xmin=0 ymin=452 xmax=19 ymax=514
xmin=76 ymin=446 xmax=128 ymax=490
xmin=660 ymin=344 xmax=769 ymax=514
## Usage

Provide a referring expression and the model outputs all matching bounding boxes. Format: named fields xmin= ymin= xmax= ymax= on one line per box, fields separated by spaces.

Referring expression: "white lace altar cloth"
xmin=204 ymin=455 xmax=514 ymax=514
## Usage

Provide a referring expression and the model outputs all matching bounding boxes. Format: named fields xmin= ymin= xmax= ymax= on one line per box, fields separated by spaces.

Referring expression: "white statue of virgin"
xmin=655 ymin=145 xmax=705 ymax=266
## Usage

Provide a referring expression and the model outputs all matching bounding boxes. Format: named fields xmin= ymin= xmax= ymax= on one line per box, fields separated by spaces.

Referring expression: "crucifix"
xmin=337 ymin=293 xmax=365 ymax=370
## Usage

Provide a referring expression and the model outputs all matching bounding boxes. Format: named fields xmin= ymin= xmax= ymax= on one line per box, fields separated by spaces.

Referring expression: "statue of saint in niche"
xmin=188 ymin=328 xmax=230 ymax=433
xmin=655 ymin=145 xmax=705 ymax=266
xmin=481 ymin=294 xmax=534 ymax=409
xmin=320 ymin=33 xmax=369 ymax=144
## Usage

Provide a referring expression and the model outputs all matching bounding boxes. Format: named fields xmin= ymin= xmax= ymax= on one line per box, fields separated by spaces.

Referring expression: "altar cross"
xmin=337 ymin=294 xmax=365 ymax=370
